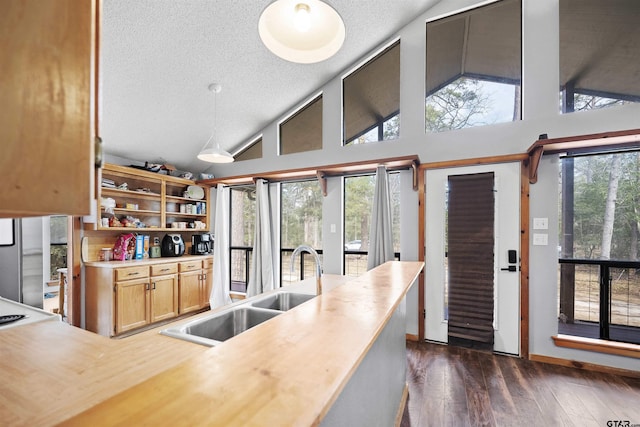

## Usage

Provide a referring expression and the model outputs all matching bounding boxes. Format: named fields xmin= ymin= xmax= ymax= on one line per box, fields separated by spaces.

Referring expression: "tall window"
xmin=343 ymin=173 xmax=400 ymax=276
xmin=280 ymin=180 xmax=323 ymax=286
xmin=343 ymin=41 xmax=400 ymax=145
xmin=558 ymin=152 xmax=640 ymax=344
xmin=560 ymin=0 xmax=640 ymax=113
xmin=279 ymin=95 xmax=323 ymax=155
xmin=230 ymin=186 xmax=255 ymax=293
xmin=425 ymin=0 xmax=521 ymax=132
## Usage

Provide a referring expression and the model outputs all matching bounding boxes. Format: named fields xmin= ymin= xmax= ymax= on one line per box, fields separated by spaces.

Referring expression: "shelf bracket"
xmin=316 ymin=171 xmax=327 ymax=197
xmin=411 ymin=160 xmax=419 ymax=191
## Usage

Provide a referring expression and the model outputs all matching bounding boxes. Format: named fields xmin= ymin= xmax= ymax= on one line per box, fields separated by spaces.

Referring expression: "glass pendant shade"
xmin=259 ymin=0 xmax=345 ymax=64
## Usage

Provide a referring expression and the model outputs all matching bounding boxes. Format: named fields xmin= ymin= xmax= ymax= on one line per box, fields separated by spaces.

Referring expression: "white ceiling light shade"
xmin=197 ymin=83 xmax=234 ymax=164
xmin=259 ymin=0 xmax=346 ymax=64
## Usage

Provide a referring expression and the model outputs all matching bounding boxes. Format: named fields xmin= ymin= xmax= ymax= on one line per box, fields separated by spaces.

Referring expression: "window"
xmin=559 ymin=0 xmax=640 ymax=113
xmin=230 ymin=186 xmax=256 ymax=293
xmin=235 ymin=137 xmax=262 ymax=161
xmin=279 ymin=95 xmax=323 ymax=155
xmin=343 ymin=173 xmax=400 ymax=276
xmin=558 ymin=151 xmax=640 ymax=344
xmin=49 ymin=216 xmax=67 ymax=280
xmin=425 ymin=0 xmax=521 ymax=132
xmin=280 ymin=180 xmax=323 ymax=286
xmin=343 ymin=41 xmax=400 ymax=145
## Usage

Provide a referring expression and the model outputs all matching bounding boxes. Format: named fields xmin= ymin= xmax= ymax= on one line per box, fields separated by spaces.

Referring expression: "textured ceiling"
xmin=101 ymin=0 xmax=440 ymax=173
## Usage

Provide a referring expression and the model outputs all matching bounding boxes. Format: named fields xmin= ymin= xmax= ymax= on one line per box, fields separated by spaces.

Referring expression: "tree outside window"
xmin=281 ymin=181 xmax=323 ymax=285
xmin=344 ymin=173 xmax=400 ymax=276
xmin=230 ymin=186 xmax=255 ymax=293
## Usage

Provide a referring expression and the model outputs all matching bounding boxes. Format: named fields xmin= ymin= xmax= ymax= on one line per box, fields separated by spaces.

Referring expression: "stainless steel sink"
xmin=251 ymin=292 xmax=315 ymax=311
xmin=160 ymin=306 xmax=281 ymax=347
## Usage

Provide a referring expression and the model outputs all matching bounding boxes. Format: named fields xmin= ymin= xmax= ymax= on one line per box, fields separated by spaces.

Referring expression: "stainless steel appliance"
xmin=161 ymin=234 xmax=185 ymax=257
xmin=191 ymin=233 xmax=212 ymax=255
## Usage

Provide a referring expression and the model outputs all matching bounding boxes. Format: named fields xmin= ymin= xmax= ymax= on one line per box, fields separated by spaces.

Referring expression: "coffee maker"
xmin=191 ymin=233 xmax=212 ymax=255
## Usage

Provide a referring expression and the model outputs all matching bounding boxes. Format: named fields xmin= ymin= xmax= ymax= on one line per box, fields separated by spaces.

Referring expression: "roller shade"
xmin=279 ymin=95 xmax=323 ymax=155
xmin=343 ymin=41 xmax=400 ymax=143
xmin=560 ymin=0 xmax=640 ymax=99
xmin=426 ymin=0 xmax=521 ymax=95
xmin=447 ymin=172 xmax=495 ymax=345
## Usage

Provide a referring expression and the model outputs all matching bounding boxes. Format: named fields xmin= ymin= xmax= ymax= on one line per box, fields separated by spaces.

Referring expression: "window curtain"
xmin=247 ymin=179 xmax=275 ymax=297
xmin=367 ymin=165 xmax=395 ymax=270
xmin=211 ymin=185 xmax=232 ymax=308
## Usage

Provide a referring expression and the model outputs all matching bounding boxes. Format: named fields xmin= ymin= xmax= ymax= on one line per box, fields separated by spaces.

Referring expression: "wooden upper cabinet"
xmin=0 ymin=0 xmax=97 ymax=217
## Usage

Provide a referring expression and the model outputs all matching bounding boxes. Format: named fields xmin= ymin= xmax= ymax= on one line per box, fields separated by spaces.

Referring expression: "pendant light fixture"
xmin=197 ymin=83 xmax=234 ymax=163
xmin=259 ymin=0 xmax=345 ymax=64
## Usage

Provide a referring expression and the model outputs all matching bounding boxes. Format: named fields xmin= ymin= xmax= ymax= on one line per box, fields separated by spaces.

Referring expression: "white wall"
xmin=208 ymin=0 xmax=640 ymax=370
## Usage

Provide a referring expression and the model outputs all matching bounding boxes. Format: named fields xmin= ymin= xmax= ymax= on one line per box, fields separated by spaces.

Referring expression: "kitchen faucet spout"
xmin=290 ymin=245 xmax=323 ymax=295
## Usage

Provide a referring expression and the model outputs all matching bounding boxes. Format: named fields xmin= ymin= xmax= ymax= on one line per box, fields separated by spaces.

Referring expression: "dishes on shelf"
xmin=184 ymin=185 xmax=205 ymax=200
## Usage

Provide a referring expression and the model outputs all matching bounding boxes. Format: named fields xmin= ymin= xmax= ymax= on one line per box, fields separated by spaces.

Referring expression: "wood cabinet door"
xmin=179 ymin=271 xmax=202 ymax=314
xmin=150 ymin=274 xmax=179 ymax=322
xmin=201 ymin=260 xmax=214 ymax=308
xmin=115 ymin=277 xmax=150 ymax=335
xmin=0 ymin=0 xmax=96 ymax=217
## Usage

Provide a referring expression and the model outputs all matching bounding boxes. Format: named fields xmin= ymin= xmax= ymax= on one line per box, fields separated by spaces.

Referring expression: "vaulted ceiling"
xmin=101 ymin=0 xmax=440 ymax=173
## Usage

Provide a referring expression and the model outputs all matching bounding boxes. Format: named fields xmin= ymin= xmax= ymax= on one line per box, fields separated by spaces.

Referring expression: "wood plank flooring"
xmin=401 ymin=341 xmax=640 ymax=427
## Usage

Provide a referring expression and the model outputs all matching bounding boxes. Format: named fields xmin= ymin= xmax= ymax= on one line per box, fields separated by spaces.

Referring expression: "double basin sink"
xmin=160 ymin=291 xmax=315 ymax=347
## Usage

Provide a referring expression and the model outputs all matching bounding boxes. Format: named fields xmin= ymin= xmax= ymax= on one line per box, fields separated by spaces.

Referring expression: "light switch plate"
xmin=330 ymin=224 xmax=336 ymax=233
xmin=533 ymin=233 xmax=548 ymax=246
xmin=533 ymin=217 xmax=548 ymax=230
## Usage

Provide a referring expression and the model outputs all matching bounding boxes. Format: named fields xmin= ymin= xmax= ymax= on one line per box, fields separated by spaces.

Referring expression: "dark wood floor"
xmin=401 ymin=341 xmax=640 ymax=427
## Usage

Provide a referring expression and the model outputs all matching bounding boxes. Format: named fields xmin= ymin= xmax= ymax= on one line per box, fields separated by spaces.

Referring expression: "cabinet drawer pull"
xmin=128 ymin=272 xmax=140 ymax=276
xmin=160 ymin=268 xmax=170 ymax=272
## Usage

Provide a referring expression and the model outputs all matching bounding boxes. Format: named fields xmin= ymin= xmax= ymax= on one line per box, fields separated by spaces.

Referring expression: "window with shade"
xmin=279 ymin=95 xmax=323 ymax=155
xmin=235 ymin=137 xmax=262 ymax=162
xmin=559 ymin=0 xmax=640 ymax=113
xmin=425 ymin=0 xmax=521 ymax=132
xmin=343 ymin=41 xmax=400 ymax=145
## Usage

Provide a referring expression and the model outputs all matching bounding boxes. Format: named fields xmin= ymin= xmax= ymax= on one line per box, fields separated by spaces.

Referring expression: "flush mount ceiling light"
xmin=258 ymin=0 xmax=345 ymax=64
xmin=197 ymin=83 xmax=234 ymax=164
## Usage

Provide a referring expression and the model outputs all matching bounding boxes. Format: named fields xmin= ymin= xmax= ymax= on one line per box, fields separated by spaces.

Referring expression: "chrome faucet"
xmin=290 ymin=245 xmax=323 ymax=295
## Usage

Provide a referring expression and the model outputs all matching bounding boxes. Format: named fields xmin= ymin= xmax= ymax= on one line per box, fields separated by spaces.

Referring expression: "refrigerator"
xmin=0 ymin=218 xmax=45 ymax=308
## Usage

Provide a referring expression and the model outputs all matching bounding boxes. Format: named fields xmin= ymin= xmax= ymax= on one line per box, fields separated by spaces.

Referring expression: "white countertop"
xmin=0 ymin=297 xmax=60 ymax=330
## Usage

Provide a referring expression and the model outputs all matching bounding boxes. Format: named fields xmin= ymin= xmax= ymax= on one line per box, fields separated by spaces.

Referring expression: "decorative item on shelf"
xmin=117 ymin=182 xmax=128 ymax=191
xmin=258 ymin=0 xmax=345 ymax=64
xmin=197 ymin=83 xmax=234 ymax=164
xmin=179 ymin=172 xmax=194 ymax=179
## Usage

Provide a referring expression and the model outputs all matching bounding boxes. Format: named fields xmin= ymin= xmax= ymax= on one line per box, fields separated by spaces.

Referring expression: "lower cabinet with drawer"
xmin=85 ymin=257 xmax=211 ymax=337
xmin=178 ymin=260 xmax=211 ymax=314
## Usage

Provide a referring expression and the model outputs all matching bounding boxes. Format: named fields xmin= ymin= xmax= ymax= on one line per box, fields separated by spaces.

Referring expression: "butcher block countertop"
xmin=0 ymin=261 xmax=423 ymax=426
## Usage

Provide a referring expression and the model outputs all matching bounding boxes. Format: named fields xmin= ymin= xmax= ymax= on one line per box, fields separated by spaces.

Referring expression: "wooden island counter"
xmin=0 ymin=261 xmax=423 ymax=426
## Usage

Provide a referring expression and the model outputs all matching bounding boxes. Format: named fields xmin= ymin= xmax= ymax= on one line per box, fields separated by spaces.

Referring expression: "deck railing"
xmin=558 ymin=258 xmax=640 ymax=344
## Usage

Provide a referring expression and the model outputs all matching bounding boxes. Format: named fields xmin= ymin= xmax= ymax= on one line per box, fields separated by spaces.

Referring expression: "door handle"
xmin=501 ymin=265 xmax=517 ymax=272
